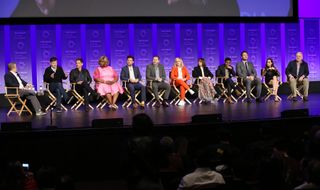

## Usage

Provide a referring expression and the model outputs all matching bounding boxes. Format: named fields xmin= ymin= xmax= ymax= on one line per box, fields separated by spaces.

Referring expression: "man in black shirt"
xmin=69 ymin=58 xmax=98 ymax=112
xmin=43 ymin=57 xmax=68 ymax=112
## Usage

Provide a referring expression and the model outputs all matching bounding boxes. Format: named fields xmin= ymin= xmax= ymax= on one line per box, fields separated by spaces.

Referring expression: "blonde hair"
xmin=98 ymin=56 xmax=109 ymax=67
xmin=8 ymin=62 xmax=17 ymax=71
xmin=174 ymin=57 xmax=184 ymax=68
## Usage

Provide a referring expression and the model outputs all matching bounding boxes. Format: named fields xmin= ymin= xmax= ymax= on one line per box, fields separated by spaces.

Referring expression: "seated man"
xmin=69 ymin=58 xmax=98 ymax=112
xmin=120 ymin=55 xmax=146 ymax=109
xmin=43 ymin=57 xmax=68 ymax=112
xmin=4 ymin=62 xmax=46 ymax=116
xmin=216 ymin=57 xmax=239 ymax=104
xmin=285 ymin=52 xmax=309 ymax=101
xmin=146 ymin=55 xmax=170 ymax=107
xmin=236 ymin=51 xmax=263 ymax=103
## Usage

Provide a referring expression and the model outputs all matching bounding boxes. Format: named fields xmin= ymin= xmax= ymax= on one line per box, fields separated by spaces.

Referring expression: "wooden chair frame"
xmin=5 ymin=87 xmax=32 ymax=116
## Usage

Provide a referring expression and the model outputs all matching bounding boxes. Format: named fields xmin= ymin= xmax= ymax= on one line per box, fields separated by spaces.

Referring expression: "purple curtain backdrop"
xmin=1 ymin=19 xmax=320 ymax=92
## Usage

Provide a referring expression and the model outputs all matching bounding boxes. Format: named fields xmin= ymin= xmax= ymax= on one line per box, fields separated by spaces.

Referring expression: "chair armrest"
xmin=71 ymin=83 xmax=77 ymax=91
xmin=122 ymin=80 xmax=128 ymax=89
xmin=5 ymin=87 xmax=19 ymax=96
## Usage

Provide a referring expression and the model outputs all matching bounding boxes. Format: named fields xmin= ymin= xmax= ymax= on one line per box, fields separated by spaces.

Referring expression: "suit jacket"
xmin=216 ymin=64 xmax=236 ymax=78
xmin=120 ymin=65 xmax=142 ymax=82
xmin=285 ymin=60 xmax=309 ymax=78
xmin=236 ymin=61 xmax=257 ymax=78
xmin=146 ymin=63 xmax=166 ymax=81
xmin=4 ymin=72 xmax=28 ymax=94
xmin=170 ymin=66 xmax=190 ymax=82
xmin=69 ymin=68 xmax=92 ymax=84
xmin=192 ymin=66 xmax=213 ymax=78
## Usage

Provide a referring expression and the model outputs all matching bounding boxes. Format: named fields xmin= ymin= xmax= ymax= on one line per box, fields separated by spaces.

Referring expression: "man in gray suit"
xmin=146 ymin=56 xmax=171 ymax=107
xmin=236 ymin=51 xmax=263 ymax=103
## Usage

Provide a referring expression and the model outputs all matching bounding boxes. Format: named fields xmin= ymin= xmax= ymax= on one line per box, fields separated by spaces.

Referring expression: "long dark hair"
xmin=265 ymin=58 xmax=276 ymax=70
xmin=198 ymin=58 xmax=206 ymax=67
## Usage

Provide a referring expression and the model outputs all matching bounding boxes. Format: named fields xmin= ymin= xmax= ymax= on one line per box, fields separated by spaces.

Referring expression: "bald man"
xmin=285 ymin=52 xmax=309 ymax=101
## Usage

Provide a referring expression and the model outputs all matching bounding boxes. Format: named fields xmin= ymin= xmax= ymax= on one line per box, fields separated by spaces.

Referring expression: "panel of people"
xmin=3 ymin=51 xmax=310 ymax=115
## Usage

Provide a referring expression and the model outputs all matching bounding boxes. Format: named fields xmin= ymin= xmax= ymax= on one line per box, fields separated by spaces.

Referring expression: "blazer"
xmin=192 ymin=66 xmax=213 ymax=79
xmin=146 ymin=63 xmax=166 ymax=81
xmin=120 ymin=65 xmax=142 ymax=82
xmin=43 ymin=66 xmax=68 ymax=83
xmin=69 ymin=68 xmax=92 ymax=84
xmin=236 ymin=61 xmax=257 ymax=78
xmin=170 ymin=66 xmax=190 ymax=82
xmin=285 ymin=60 xmax=309 ymax=78
xmin=4 ymin=72 xmax=28 ymax=94
xmin=216 ymin=64 xmax=236 ymax=78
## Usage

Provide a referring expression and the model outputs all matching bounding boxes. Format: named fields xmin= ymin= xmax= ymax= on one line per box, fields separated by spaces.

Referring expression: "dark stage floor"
xmin=1 ymin=94 xmax=319 ymax=129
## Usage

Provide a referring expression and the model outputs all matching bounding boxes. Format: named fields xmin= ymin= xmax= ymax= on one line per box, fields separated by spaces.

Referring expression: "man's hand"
xmin=157 ymin=78 xmax=163 ymax=82
xmin=50 ymin=73 xmax=55 ymax=78
xmin=77 ymin=81 xmax=83 ymax=85
xmin=247 ymin=76 xmax=254 ymax=81
xmin=298 ymin=75 xmax=304 ymax=82
xmin=105 ymin=80 xmax=114 ymax=85
xmin=227 ymin=65 xmax=232 ymax=69
xmin=288 ymin=74 xmax=294 ymax=80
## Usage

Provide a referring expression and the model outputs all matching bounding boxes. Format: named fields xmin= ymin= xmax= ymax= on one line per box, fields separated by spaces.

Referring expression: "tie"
xmin=244 ymin=62 xmax=250 ymax=76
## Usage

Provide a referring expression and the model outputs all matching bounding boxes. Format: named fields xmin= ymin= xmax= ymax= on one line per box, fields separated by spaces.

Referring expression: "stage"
xmin=1 ymin=93 xmax=319 ymax=130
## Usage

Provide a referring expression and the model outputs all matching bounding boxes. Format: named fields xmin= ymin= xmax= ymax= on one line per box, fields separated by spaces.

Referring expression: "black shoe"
xmin=303 ymin=96 xmax=308 ymax=102
xmin=155 ymin=101 xmax=161 ymax=108
xmin=56 ymin=108 xmax=62 ymax=113
xmin=162 ymin=100 xmax=170 ymax=107
xmin=292 ymin=96 xmax=298 ymax=101
xmin=256 ymin=98 xmax=264 ymax=103
xmin=85 ymin=106 xmax=91 ymax=112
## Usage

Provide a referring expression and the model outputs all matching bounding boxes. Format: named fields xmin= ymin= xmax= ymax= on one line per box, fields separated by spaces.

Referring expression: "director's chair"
xmin=5 ymin=87 xmax=33 ymax=116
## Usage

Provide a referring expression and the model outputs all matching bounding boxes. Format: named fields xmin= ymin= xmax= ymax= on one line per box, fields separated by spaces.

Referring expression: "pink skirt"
xmin=96 ymin=83 xmax=124 ymax=96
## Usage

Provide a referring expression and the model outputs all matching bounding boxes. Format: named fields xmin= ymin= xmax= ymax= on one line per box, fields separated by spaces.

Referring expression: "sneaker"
xmin=188 ymin=89 xmax=195 ymax=95
xmin=162 ymin=100 xmax=170 ymax=107
xmin=155 ymin=101 xmax=161 ymax=108
xmin=36 ymin=111 xmax=47 ymax=116
xmin=178 ymin=100 xmax=186 ymax=106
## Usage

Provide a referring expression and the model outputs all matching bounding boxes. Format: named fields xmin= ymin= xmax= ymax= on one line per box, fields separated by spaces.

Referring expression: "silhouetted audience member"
xmin=178 ymin=147 xmax=225 ymax=190
xmin=128 ymin=113 xmax=163 ymax=190
xmin=294 ymin=159 xmax=320 ymax=190
xmin=2 ymin=161 xmax=38 ymax=190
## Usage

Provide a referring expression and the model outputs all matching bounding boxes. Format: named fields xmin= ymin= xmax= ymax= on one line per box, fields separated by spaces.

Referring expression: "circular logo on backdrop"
xmin=186 ymin=48 xmax=193 ymax=55
xmin=163 ymin=39 xmax=170 ymax=47
xmin=207 ymin=38 xmax=214 ymax=46
xmin=92 ymin=30 xmax=100 ymax=38
xmin=140 ymin=49 xmax=148 ymax=57
xmin=228 ymin=47 xmax=235 ymax=54
xmin=163 ymin=57 xmax=170 ymax=65
xmin=186 ymin=29 xmax=193 ymax=36
xmin=17 ymin=42 xmax=25 ymax=50
xmin=228 ymin=29 xmax=236 ymax=36
xmin=116 ymin=40 xmax=124 ymax=48
xmin=92 ymin=50 xmax=100 ymax=58
xmin=68 ymin=40 xmax=76 ymax=48
xmin=42 ymin=50 xmax=50 ymax=58
xmin=140 ymin=30 xmax=147 ymax=38
xmin=42 ymin=31 xmax=50 ymax=38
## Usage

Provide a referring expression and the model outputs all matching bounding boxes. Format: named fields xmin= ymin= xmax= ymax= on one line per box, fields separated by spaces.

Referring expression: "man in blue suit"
xmin=120 ymin=55 xmax=146 ymax=109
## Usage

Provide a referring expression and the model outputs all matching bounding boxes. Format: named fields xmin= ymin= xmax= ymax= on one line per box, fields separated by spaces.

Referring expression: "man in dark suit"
xmin=4 ymin=62 xmax=46 ymax=116
xmin=120 ymin=55 xmax=146 ymax=109
xmin=236 ymin=51 xmax=263 ymax=103
xmin=216 ymin=57 xmax=239 ymax=104
xmin=43 ymin=57 xmax=68 ymax=112
xmin=285 ymin=52 xmax=309 ymax=101
xmin=69 ymin=58 xmax=98 ymax=111
xmin=146 ymin=56 xmax=171 ymax=107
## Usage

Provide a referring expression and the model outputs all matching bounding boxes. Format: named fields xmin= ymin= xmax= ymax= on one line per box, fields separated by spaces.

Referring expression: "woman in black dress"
xmin=262 ymin=58 xmax=280 ymax=102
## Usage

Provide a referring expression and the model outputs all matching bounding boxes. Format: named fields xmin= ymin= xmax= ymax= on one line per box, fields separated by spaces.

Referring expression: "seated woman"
xmin=93 ymin=56 xmax=124 ymax=109
xmin=170 ymin=57 xmax=195 ymax=106
xmin=261 ymin=58 xmax=280 ymax=102
xmin=192 ymin=58 xmax=216 ymax=103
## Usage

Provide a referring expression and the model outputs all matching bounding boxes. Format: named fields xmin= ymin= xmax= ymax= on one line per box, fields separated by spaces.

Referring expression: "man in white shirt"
xmin=4 ymin=62 xmax=46 ymax=116
xmin=120 ymin=55 xmax=146 ymax=109
xmin=178 ymin=147 xmax=225 ymax=190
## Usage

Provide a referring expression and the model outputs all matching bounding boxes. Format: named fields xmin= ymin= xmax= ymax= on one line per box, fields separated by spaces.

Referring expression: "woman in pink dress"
xmin=93 ymin=56 xmax=124 ymax=109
